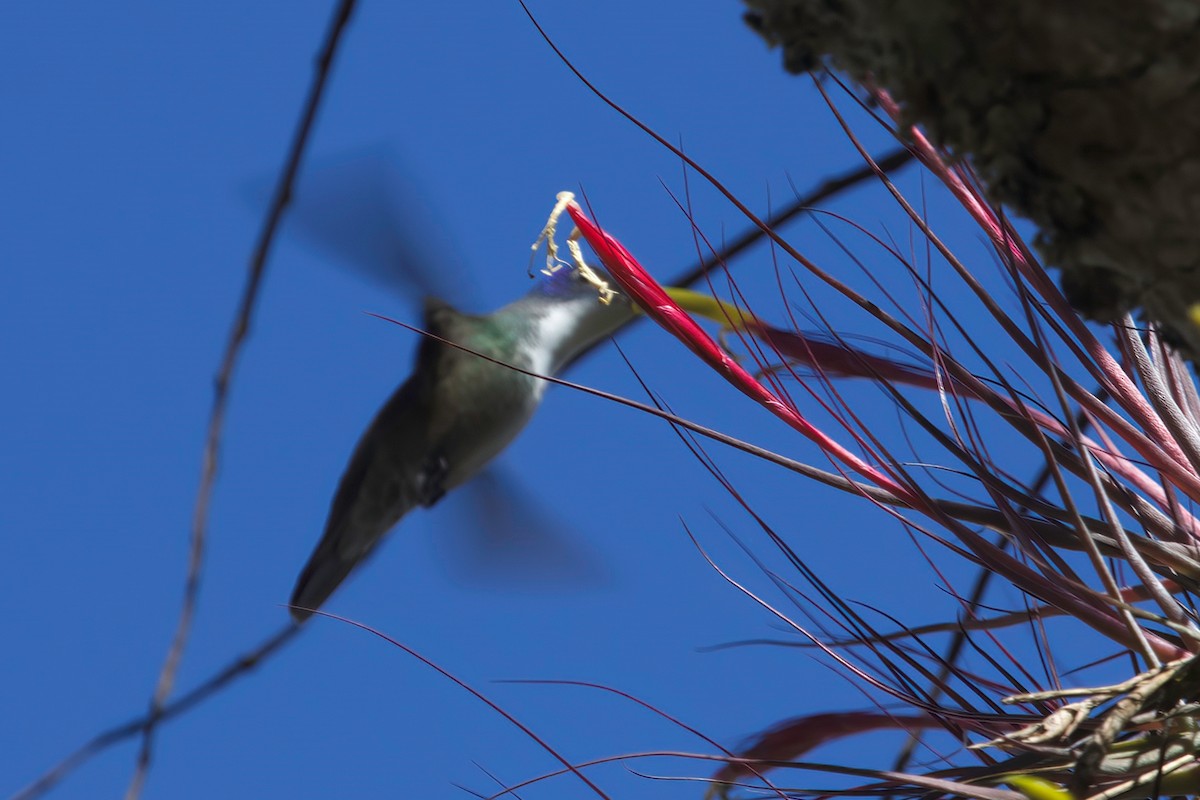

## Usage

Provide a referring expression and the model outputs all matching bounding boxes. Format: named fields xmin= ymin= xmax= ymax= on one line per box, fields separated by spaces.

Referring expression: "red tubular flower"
xmin=564 ymin=197 xmax=917 ymax=505
xmin=567 ymin=199 xmax=808 ymax=419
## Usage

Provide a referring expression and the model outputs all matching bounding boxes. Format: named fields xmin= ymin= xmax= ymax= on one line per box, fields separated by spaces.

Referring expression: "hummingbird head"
xmin=506 ymin=263 xmax=635 ymax=374
xmin=531 ymin=260 xmax=614 ymax=301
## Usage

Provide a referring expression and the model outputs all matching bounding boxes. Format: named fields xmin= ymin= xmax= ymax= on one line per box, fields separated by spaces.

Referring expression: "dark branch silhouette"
xmin=15 ymin=625 xmax=301 ymax=800
xmin=121 ymin=2 xmax=359 ymax=799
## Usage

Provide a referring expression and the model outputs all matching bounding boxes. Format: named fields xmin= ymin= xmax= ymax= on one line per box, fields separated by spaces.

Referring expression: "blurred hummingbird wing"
xmin=434 ymin=469 xmax=608 ymax=590
xmin=243 ymin=145 xmax=473 ymax=306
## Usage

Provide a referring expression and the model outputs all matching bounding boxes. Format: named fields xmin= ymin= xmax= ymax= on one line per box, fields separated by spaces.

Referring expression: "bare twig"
xmin=12 ymin=624 xmax=301 ymax=800
xmin=121 ymin=2 xmax=358 ymax=798
xmin=308 ymin=610 xmax=614 ymax=800
xmin=667 ymin=146 xmax=913 ymax=288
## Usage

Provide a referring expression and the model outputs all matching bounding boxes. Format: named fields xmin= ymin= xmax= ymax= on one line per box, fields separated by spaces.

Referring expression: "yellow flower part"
xmin=659 ymin=287 xmax=763 ymax=332
xmin=1004 ymin=774 xmax=1073 ymax=800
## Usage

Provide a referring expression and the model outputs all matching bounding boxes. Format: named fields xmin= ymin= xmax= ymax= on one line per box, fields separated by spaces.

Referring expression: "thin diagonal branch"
xmin=122 ymin=2 xmax=358 ymax=798
xmin=13 ymin=624 xmax=300 ymax=800
xmin=668 ymin=146 xmax=913 ymax=288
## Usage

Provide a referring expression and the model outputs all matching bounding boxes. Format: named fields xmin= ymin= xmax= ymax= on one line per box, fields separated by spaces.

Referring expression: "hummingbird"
xmin=289 ymin=263 xmax=633 ymax=620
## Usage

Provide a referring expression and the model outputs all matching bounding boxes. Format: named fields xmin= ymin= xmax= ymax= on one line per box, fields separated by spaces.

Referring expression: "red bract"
xmin=565 ymin=198 xmax=918 ymax=505
xmin=565 ymin=201 xmax=739 ymax=381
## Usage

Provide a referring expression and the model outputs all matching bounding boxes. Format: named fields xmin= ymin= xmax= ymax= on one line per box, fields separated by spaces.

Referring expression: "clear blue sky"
xmin=3 ymin=3 xmax=1060 ymax=799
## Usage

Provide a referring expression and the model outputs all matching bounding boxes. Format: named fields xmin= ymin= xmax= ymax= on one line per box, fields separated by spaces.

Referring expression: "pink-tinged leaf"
xmin=713 ymin=711 xmax=942 ymax=783
xmin=755 ymin=323 xmax=1193 ymax=527
xmin=758 ymin=327 xmax=969 ymax=396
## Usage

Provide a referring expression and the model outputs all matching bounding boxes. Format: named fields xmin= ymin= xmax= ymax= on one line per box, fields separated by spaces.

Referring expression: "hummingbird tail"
xmin=289 ymin=547 xmax=357 ymax=622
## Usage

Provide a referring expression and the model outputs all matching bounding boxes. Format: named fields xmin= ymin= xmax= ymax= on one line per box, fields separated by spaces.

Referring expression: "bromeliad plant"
xmin=533 ymin=86 xmax=1200 ymax=800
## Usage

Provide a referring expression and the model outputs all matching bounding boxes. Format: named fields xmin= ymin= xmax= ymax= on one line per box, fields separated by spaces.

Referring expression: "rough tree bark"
xmin=744 ymin=0 xmax=1200 ymax=354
